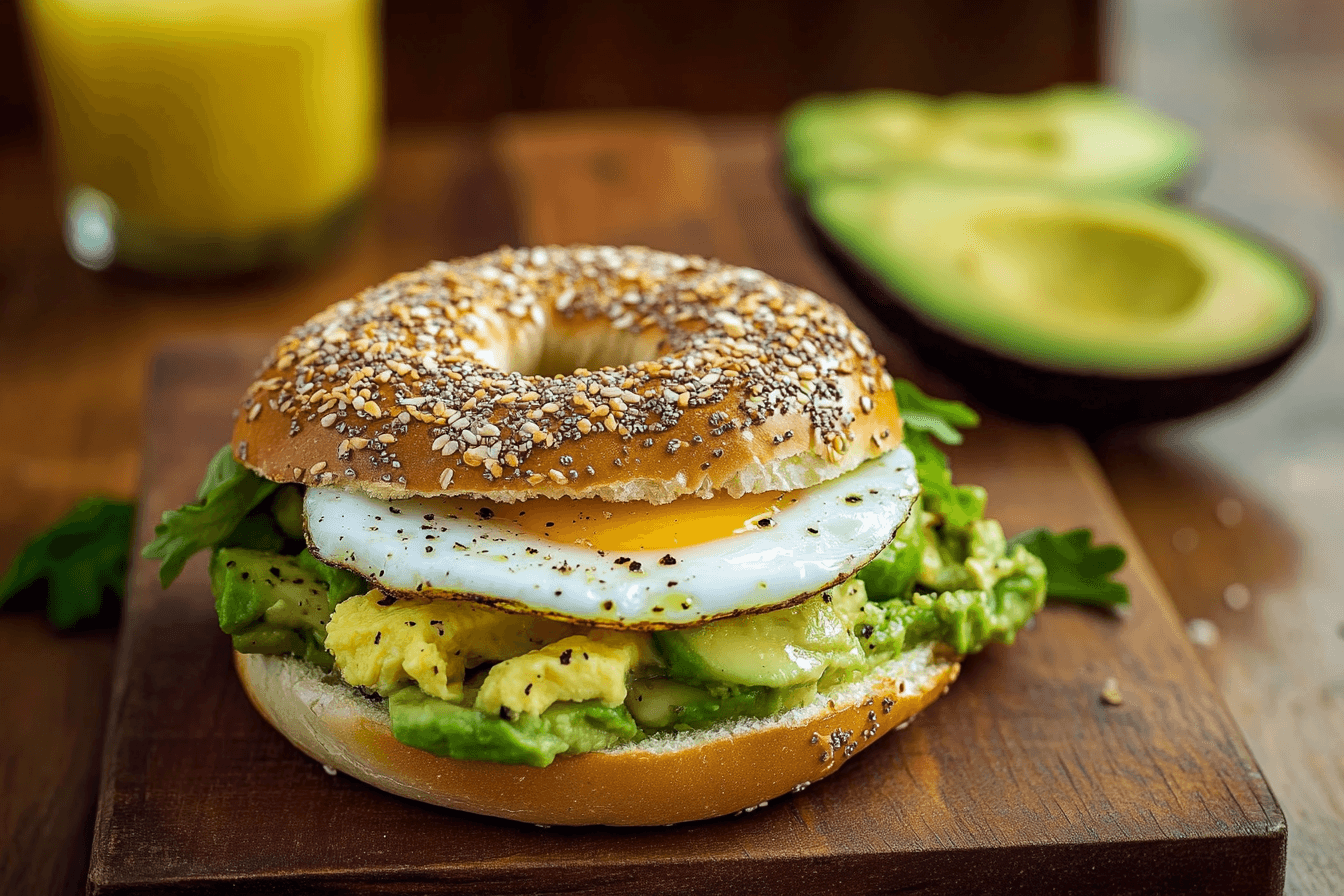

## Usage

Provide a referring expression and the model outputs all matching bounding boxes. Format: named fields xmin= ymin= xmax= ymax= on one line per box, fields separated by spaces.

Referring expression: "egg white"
xmin=305 ymin=444 xmax=918 ymax=627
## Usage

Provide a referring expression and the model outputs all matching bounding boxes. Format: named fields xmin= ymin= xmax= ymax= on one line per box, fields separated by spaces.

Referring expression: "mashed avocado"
xmin=214 ymin=487 xmax=1045 ymax=767
xmin=193 ymin=409 xmax=1048 ymax=769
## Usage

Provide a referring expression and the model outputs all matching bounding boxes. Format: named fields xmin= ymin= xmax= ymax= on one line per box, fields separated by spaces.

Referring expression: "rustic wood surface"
xmin=1108 ymin=3 xmax=1344 ymax=891
xmin=69 ymin=114 xmax=1284 ymax=895
xmin=3 ymin=108 xmax=1339 ymax=894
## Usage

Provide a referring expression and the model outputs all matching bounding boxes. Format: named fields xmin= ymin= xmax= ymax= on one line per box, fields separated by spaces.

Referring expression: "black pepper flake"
xmin=405 ymin=620 xmax=416 ymax=626
xmin=602 ymin=600 xmax=614 ymax=611
xmin=269 ymin=566 xmax=282 ymax=577
xmin=374 ymin=632 xmax=381 ymax=644
xmin=806 ymin=527 xmax=819 ymax=534
xmin=425 ymin=546 xmax=434 ymax=553
xmin=614 ymin=556 xmax=630 ymax=565
xmin=860 ymin=624 xmax=874 ymax=639
xmin=389 ymin=506 xmax=402 ymax=515
xmin=226 ymin=560 xmax=236 ymax=568
xmin=659 ymin=554 xmax=677 ymax=566
xmin=845 ymin=495 xmax=862 ymax=504
xmin=628 ymin=560 xmax=642 ymax=572
xmin=756 ymin=518 xmax=775 ymax=528
xmin=668 ymin=581 xmax=678 ymax=587
xmin=559 ymin=649 xmax=573 ymax=665
xmin=477 ymin=507 xmax=494 ymax=520
xmin=500 ymin=706 xmax=515 ymax=721
xmin=240 ymin=572 xmax=250 ymax=581
xmin=525 ymin=683 xmax=533 ymax=695
xmin=882 ymin=697 xmax=894 ymax=713
xmin=378 ymin=594 xmax=397 ymax=606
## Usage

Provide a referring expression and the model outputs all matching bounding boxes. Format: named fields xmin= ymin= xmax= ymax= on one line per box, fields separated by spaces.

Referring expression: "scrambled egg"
xmin=325 ymin=592 xmax=577 ymax=701
xmin=325 ymin=591 xmax=656 ymax=715
xmin=475 ymin=632 xmax=652 ymax=717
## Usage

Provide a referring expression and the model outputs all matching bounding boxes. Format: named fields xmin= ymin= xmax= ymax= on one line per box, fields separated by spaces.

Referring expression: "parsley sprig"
xmin=1007 ymin=528 xmax=1129 ymax=607
xmin=0 ymin=496 xmax=135 ymax=628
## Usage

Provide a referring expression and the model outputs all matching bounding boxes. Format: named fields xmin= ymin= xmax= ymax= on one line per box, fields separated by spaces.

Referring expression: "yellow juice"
xmin=23 ymin=0 xmax=380 ymax=274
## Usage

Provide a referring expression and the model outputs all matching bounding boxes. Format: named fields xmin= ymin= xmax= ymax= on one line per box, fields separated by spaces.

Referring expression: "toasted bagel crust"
xmin=235 ymin=647 xmax=959 ymax=826
xmin=231 ymin=246 xmax=900 ymax=503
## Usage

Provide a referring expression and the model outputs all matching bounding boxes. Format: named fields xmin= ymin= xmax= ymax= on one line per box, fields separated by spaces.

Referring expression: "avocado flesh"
xmin=810 ymin=177 xmax=1314 ymax=376
xmin=784 ymin=86 xmax=1198 ymax=196
xmin=365 ymin=504 xmax=1044 ymax=765
xmin=390 ymin=688 xmax=637 ymax=768
xmin=653 ymin=590 xmax=867 ymax=690
xmin=212 ymin=546 xmax=367 ymax=671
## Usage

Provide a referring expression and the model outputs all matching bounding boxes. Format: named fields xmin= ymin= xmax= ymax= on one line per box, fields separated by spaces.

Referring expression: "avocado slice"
xmin=654 ymin=594 xmax=866 ymax=690
xmin=624 ymin=678 xmax=790 ymax=730
xmin=783 ymin=86 xmax=1198 ymax=197
xmin=802 ymin=176 xmax=1317 ymax=427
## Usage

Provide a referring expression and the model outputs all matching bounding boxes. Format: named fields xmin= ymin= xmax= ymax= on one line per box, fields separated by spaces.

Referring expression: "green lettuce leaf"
xmin=0 ymin=496 xmax=135 ymax=628
xmin=1008 ymin=527 xmax=1130 ymax=607
xmin=141 ymin=445 xmax=279 ymax=587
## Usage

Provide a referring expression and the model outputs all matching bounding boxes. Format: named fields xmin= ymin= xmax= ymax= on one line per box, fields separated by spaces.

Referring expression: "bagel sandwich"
xmin=145 ymin=245 xmax=1073 ymax=826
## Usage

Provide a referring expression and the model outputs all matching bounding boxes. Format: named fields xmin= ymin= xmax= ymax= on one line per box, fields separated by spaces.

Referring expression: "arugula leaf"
xmin=891 ymin=380 xmax=1129 ymax=608
xmin=893 ymin=378 xmax=979 ymax=445
xmin=893 ymin=380 xmax=986 ymax=530
xmin=0 ymin=496 xmax=135 ymax=628
xmin=141 ymin=445 xmax=279 ymax=587
xmin=903 ymin=429 xmax=987 ymax=531
xmin=1008 ymin=527 xmax=1130 ymax=607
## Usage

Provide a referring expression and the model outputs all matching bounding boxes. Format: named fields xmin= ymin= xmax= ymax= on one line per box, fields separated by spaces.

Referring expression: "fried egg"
xmin=305 ymin=444 xmax=918 ymax=627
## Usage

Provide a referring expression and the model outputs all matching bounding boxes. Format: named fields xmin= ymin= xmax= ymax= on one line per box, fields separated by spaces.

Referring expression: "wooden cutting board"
xmin=88 ymin=114 xmax=1286 ymax=895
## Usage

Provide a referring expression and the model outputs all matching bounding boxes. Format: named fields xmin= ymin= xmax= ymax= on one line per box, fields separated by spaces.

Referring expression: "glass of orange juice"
xmin=21 ymin=0 xmax=381 ymax=276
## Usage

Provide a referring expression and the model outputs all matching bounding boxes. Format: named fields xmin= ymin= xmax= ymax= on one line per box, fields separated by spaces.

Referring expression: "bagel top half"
xmin=232 ymin=245 xmax=901 ymax=504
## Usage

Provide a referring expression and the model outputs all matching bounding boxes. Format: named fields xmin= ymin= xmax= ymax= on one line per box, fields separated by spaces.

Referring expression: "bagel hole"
xmin=509 ymin=324 xmax=662 ymax=378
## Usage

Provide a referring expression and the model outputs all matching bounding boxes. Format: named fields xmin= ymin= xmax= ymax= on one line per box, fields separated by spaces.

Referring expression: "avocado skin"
xmin=793 ymin=195 xmax=1319 ymax=431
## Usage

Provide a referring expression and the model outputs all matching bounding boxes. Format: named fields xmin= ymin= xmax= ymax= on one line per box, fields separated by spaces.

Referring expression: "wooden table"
xmin=0 ymin=114 xmax=1340 ymax=894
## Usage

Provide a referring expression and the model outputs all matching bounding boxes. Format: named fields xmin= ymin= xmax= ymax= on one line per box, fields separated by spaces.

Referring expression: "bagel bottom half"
xmin=235 ymin=646 xmax=961 ymax=826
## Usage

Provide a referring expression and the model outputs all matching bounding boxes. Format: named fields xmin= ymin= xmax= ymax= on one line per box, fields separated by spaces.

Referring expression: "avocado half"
xmin=783 ymin=86 xmax=1199 ymax=197
xmin=798 ymin=177 xmax=1318 ymax=429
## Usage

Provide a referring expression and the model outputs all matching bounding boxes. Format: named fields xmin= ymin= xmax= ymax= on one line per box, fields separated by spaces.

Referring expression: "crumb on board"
xmin=1216 ymin=498 xmax=1244 ymax=528
xmin=1100 ymin=676 xmax=1124 ymax=707
xmin=1186 ymin=617 xmax=1220 ymax=648
xmin=1172 ymin=527 xmax=1200 ymax=554
xmin=1223 ymin=583 xmax=1251 ymax=611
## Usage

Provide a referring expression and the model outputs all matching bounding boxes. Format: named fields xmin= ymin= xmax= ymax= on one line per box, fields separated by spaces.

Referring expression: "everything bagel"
xmin=233 ymin=245 xmax=901 ymax=503
xmin=139 ymin=243 xmax=1067 ymax=825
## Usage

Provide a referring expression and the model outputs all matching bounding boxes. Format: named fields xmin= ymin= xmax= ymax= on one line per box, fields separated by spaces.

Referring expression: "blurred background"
xmin=0 ymin=1 xmax=1340 ymax=894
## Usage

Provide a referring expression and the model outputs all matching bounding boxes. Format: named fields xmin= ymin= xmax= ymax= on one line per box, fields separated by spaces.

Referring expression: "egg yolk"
xmin=424 ymin=490 xmax=802 ymax=553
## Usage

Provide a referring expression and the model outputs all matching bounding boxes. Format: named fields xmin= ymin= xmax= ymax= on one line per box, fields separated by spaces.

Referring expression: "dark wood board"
xmin=88 ymin=114 xmax=1286 ymax=895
